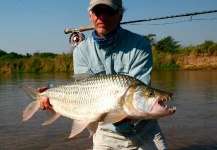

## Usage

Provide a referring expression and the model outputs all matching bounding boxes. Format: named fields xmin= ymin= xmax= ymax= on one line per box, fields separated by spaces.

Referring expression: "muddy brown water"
xmin=0 ymin=70 xmax=216 ymax=150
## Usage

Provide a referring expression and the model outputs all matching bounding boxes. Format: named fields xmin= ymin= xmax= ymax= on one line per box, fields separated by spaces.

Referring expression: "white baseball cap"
xmin=88 ymin=0 xmax=122 ymax=10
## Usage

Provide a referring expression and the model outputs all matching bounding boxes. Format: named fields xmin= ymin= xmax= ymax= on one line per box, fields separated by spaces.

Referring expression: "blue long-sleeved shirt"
xmin=73 ymin=27 xmax=153 ymax=132
xmin=73 ymin=27 xmax=153 ymax=85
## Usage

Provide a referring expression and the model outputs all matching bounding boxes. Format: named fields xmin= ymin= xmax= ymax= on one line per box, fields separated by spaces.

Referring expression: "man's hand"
xmin=38 ymin=86 xmax=53 ymax=110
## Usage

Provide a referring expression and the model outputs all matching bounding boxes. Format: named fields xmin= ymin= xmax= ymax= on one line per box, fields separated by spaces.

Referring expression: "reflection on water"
xmin=152 ymin=70 xmax=217 ymax=150
xmin=0 ymin=71 xmax=216 ymax=150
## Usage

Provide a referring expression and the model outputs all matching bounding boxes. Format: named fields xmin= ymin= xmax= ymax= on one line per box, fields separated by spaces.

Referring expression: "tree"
xmin=143 ymin=34 xmax=156 ymax=45
xmin=25 ymin=53 xmax=32 ymax=58
xmin=0 ymin=49 xmax=7 ymax=57
xmin=4 ymin=52 xmax=24 ymax=59
xmin=198 ymin=40 xmax=217 ymax=55
xmin=155 ymin=36 xmax=180 ymax=53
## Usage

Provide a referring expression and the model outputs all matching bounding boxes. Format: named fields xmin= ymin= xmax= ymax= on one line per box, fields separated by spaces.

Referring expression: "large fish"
xmin=21 ymin=74 xmax=176 ymax=138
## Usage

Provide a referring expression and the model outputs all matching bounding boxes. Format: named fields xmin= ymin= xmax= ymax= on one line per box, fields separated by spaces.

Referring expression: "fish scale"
xmin=40 ymin=75 xmax=135 ymax=120
xmin=21 ymin=74 xmax=176 ymax=138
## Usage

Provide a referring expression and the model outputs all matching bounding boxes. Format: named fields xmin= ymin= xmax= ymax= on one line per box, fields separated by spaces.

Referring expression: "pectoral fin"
xmin=69 ymin=120 xmax=90 ymax=138
xmin=100 ymin=112 xmax=127 ymax=126
xmin=22 ymin=101 xmax=40 ymax=121
xmin=87 ymin=122 xmax=98 ymax=138
xmin=42 ymin=110 xmax=61 ymax=125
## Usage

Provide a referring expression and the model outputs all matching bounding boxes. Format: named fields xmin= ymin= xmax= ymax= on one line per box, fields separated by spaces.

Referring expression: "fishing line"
xmin=120 ymin=10 xmax=217 ymax=25
xmin=125 ymin=17 xmax=217 ymax=26
xmin=129 ymin=125 xmax=152 ymax=150
xmin=164 ymin=136 xmax=181 ymax=149
xmin=129 ymin=124 xmax=182 ymax=149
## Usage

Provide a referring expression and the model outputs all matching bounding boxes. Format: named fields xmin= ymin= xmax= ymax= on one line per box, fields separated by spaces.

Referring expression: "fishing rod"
xmin=64 ymin=9 xmax=217 ymax=46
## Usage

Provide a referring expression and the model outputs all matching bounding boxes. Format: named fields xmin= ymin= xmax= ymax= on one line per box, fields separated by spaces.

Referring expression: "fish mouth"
xmin=151 ymin=93 xmax=176 ymax=116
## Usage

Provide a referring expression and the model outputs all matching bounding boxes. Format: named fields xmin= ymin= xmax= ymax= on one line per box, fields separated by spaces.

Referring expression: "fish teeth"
xmin=168 ymin=106 xmax=176 ymax=111
xmin=165 ymin=105 xmax=168 ymax=109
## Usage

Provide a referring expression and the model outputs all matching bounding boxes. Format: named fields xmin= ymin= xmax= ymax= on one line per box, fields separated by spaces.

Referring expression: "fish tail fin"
xmin=22 ymin=101 xmax=40 ymax=121
xmin=20 ymin=85 xmax=40 ymax=121
xmin=20 ymin=85 xmax=38 ymax=100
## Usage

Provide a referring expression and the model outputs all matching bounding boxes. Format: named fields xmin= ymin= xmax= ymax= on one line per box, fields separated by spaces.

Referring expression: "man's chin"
xmin=96 ymin=29 xmax=111 ymax=37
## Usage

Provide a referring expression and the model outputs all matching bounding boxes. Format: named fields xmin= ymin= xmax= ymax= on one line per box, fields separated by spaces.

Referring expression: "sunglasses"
xmin=92 ymin=6 xmax=118 ymax=16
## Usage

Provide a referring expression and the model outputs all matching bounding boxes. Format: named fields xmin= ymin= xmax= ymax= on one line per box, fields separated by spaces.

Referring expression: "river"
xmin=0 ymin=70 xmax=216 ymax=150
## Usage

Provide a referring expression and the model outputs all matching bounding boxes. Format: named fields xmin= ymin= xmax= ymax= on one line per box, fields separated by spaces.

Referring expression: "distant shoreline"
xmin=1 ymin=39 xmax=217 ymax=74
xmin=0 ymin=54 xmax=216 ymax=74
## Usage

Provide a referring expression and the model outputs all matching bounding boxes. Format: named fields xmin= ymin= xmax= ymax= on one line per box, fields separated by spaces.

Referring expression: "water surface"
xmin=0 ymin=71 xmax=216 ymax=150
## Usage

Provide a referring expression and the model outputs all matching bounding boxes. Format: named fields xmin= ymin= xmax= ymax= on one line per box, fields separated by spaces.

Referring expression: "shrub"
xmin=155 ymin=36 xmax=180 ymax=53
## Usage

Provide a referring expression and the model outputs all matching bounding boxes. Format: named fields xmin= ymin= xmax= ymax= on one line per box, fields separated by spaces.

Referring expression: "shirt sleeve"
xmin=128 ymin=39 xmax=153 ymax=86
xmin=73 ymin=46 xmax=93 ymax=75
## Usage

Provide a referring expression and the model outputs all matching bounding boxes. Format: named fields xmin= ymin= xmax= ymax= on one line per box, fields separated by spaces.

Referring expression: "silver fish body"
xmin=21 ymin=74 xmax=176 ymax=138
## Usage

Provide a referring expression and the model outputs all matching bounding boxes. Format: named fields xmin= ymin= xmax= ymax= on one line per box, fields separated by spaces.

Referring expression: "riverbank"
xmin=152 ymin=47 xmax=217 ymax=70
xmin=1 ymin=38 xmax=217 ymax=73
xmin=0 ymin=53 xmax=73 ymax=74
xmin=177 ymin=54 xmax=217 ymax=70
xmin=0 ymin=53 xmax=216 ymax=74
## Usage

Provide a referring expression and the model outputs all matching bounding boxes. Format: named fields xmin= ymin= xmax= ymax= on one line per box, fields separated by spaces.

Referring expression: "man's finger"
xmin=40 ymin=97 xmax=46 ymax=110
xmin=38 ymin=87 xmax=48 ymax=93
xmin=40 ymin=96 xmax=53 ymax=110
xmin=44 ymin=98 xmax=53 ymax=110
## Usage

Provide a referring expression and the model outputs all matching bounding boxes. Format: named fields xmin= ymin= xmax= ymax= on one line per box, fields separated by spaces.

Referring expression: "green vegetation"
xmin=189 ymin=40 xmax=217 ymax=56
xmin=151 ymin=36 xmax=181 ymax=70
xmin=0 ymin=50 xmax=73 ymax=74
xmin=144 ymin=36 xmax=217 ymax=70
xmin=155 ymin=36 xmax=180 ymax=54
xmin=0 ymin=36 xmax=217 ymax=74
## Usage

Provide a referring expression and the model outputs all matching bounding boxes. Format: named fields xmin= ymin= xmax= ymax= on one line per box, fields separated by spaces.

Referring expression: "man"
xmin=40 ymin=0 xmax=168 ymax=149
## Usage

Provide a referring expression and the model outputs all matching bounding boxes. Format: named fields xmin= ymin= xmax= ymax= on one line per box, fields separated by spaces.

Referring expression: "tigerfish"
xmin=21 ymin=74 xmax=176 ymax=138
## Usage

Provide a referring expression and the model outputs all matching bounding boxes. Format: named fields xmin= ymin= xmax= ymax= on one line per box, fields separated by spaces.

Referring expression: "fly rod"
xmin=65 ymin=9 xmax=217 ymax=46
xmin=64 ymin=9 xmax=217 ymax=34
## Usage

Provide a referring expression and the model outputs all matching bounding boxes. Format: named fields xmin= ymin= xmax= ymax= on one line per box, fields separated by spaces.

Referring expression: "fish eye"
xmin=148 ymin=91 xmax=154 ymax=97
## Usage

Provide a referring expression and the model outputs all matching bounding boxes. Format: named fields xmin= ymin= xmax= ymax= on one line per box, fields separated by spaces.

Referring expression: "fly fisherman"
xmin=39 ymin=0 xmax=168 ymax=149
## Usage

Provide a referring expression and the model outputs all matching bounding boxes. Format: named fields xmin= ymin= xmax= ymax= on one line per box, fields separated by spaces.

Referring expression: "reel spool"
xmin=69 ymin=32 xmax=85 ymax=46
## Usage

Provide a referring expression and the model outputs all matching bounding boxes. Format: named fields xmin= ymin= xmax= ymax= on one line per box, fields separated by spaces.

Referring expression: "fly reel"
xmin=65 ymin=26 xmax=94 ymax=46
xmin=69 ymin=31 xmax=85 ymax=46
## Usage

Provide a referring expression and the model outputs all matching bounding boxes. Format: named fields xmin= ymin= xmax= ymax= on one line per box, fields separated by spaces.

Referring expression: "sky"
xmin=1 ymin=0 xmax=217 ymax=55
